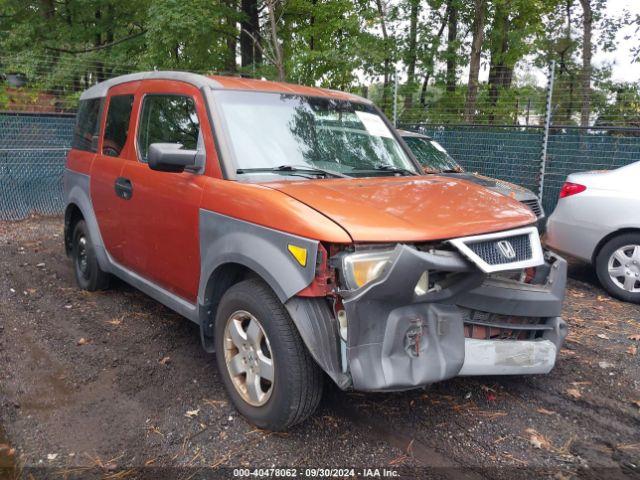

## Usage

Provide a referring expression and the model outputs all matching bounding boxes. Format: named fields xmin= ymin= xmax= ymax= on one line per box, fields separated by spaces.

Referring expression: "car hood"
xmin=438 ymin=173 xmax=537 ymax=201
xmin=262 ymin=176 xmax=536 ymax=242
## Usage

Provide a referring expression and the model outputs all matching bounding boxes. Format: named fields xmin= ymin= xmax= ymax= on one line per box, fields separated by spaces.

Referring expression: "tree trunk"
xmin=309 ymin=0 xmax=317 ymax=51
xmin=579 ymin=0 xmax=592 ymax=127
xmin=39 ymin=0 xmax=54 ymax=19
xmin=487 ymin=3 xmax=512 ymax=124
xmin=445 ymin=0 xmax=458 ymax=93
xmin=266 ymin=0 xmax=285 ymax=81
xmin=240 ymin=0 xmax=261 ymax=67
xmin=375 ymin=0 xmax=392 ymax=111
xmin=463 ymin=0 xmax=486 ymax=123
xmin=403 ymin=0 xmax=419 ymax=112
xmin=224 ymin=0 xmax=238 ymax=73
xmin=94 ymin=8 xmax=105 ymax=82
xmin=419 ymin=11 xmax=448 ymax=107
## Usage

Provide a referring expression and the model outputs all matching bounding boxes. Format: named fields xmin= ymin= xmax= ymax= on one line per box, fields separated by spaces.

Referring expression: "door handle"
xmin=114 ymin=177 xmax=133 ymax=200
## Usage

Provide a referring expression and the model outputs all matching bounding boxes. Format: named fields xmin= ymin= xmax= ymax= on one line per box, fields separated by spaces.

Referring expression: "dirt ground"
xmin=0 ymin=217 xmax=639 ymax=480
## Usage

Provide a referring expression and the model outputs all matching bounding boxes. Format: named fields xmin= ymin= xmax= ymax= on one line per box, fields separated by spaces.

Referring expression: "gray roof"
xmin=80 ymin=71 xmax=221 ymax=100
xmin=79 ymin=71 xmax=371 ymax=105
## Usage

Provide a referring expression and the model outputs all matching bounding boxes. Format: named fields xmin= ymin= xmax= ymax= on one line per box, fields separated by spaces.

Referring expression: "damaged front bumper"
xmin=288 ymin=242 xmax=568 ymax=392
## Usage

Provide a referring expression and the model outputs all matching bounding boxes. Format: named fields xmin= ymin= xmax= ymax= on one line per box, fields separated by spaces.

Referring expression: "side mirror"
xmin=148 ymin=143 xmax=198 ymax=173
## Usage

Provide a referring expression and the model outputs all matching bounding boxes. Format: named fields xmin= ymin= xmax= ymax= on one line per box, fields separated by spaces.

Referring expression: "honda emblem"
xmin=496 ymin=240 xmax=516 ymax=259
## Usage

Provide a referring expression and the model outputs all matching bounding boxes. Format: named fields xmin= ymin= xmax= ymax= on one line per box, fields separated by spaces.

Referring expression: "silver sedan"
xmin=545 ymin=161 xmax=640 ymax=303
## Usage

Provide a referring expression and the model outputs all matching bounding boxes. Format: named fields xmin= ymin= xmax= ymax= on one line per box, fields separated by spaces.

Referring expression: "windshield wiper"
xmin=354 ymin=164 xmax=418 ymax=176
xmin=236 ymin=165 xmax=349 ymax=178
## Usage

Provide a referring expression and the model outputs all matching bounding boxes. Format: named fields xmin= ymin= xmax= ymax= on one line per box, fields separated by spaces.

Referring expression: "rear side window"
xmin=137 ymin=95 xmax=200 ymax=162
xmin=72 ymin=98 xmax=102 ymax=152
xmin=103 ymin=95 xmax=134 ymax=157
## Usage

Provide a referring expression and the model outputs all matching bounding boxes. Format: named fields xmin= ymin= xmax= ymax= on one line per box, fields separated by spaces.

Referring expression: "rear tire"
xmin=595 ymin=233 xmax=640 ymax=304
xmin=214 ymin=278 xmax=323 ymax=430
xmin=71 ymin=220 xmax=110 ymax=291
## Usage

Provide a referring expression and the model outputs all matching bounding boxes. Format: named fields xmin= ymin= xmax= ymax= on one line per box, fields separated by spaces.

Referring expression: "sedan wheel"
xmin=596 ymin=233 xmax=640 ymax=304
xmin=223 ymin=310 xmax=274 ymax=407
xmin=607 ymin=245 xmax=640 ymax=293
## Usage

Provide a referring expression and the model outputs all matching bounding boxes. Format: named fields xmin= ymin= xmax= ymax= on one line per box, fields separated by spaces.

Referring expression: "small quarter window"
xmin=103 ymin=95 xmax=134 ymax=157
xmin=137 ymin=95 xmax=200 ymax=162
xmin=72 ymin=98 xmax=102 ymax=152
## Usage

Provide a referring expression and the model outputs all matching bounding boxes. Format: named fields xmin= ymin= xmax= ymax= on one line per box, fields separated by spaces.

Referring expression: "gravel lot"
xmin=1 ymin=217 xmax=639 ymax=479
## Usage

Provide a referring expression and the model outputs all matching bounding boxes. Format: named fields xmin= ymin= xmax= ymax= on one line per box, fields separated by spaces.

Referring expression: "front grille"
xmin=462 ymin=309 xmax=550 ymax=340
xmin=466 ymin=233 xmax=532 ymax=265
xmin=520 ymin=198 xmax=542 ymax=217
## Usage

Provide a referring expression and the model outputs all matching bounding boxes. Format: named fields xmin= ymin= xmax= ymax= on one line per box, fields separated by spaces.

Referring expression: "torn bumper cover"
xmin=339 ymin=245 xmax=567 ymax=391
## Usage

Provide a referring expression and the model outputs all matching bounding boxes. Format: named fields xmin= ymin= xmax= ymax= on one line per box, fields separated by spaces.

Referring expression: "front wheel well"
xmin=592 ymin=228 xmax=640 ymax=264
xmin=199 ymin=263 xmax=259 ymax=344
xmin=64 ymin=203 xmax=84 ymax=256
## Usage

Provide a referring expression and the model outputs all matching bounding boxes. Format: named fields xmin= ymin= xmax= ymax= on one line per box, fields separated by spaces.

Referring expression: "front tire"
xmin=595 ymin=233 xmax=640 ymax=304
xmin=71 ymin=220 xmax=110 ymax=291
xmin=214 ymin=278 xmax=323 ymax=430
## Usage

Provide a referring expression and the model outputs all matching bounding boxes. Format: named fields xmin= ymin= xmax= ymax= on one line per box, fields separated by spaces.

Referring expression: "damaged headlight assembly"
xmin=339 ymin=249 xmax=395 ymax=290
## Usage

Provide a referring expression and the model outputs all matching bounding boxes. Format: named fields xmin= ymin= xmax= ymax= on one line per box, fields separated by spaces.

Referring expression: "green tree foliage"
xmin=0 ymin=0 xmax=636 ymax=127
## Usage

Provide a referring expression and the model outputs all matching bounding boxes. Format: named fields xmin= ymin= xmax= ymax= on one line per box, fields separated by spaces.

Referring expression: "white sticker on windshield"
xmin=430 ymin=140 xmax=447 ymax=152
xmin=355 ymin=111 xmax=393 ymax=138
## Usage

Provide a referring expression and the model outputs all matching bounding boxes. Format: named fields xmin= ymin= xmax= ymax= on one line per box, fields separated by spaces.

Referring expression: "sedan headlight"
xmin=341 ymin=249 xmax=395 ymax=290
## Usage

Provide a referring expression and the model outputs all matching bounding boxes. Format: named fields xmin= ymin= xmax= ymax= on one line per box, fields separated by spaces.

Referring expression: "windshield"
xmin=402 ymin=136 xmax=462 ymax=173
xmin=212 ymin=90 xmax=418 ymax=177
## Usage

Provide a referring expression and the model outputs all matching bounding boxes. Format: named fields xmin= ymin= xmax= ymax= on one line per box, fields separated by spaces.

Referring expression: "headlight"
xmin=341 ymin=250 xmax=394 ymax=290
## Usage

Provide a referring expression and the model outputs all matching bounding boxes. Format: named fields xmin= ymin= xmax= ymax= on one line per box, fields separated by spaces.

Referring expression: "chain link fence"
xmin=394 ymin=62 xmax=640 ymax=214
xmin=1 ymin=55 xmax=638 ymax=220
xmin=0 ymin=112 xmax=74 ymax=220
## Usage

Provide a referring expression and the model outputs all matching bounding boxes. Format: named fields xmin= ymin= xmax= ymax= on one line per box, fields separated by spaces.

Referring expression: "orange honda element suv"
xmin=64 ymin=72 xmax=567 ymax=430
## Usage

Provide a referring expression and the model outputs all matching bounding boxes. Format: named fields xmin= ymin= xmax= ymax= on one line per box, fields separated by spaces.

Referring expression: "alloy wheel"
xmin=223 ymin=310 xmax=274 ymax=407
xmin=607 ymin=244 xmax=640 ymax=293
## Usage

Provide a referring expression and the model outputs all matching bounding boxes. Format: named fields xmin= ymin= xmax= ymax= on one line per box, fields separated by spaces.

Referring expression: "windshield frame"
xmin=207 ymin=87 xmax=423 ymax=181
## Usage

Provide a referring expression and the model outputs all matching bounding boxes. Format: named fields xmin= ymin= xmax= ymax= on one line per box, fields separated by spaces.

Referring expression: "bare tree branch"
xmin=44 ymin=30 xmax=146 ymax=54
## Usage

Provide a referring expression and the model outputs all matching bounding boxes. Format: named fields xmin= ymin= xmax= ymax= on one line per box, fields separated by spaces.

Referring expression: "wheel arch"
xmin=198 ymin=261 xmax=269 ymax=352
xmin=592 ymin=228 xmax=640 ymax=264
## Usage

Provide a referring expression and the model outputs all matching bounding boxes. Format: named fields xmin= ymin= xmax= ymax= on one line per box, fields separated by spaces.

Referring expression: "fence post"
xmin=393 ymin=68 xmax=399 ymax=127
xmin=539 ymin=60 xmax=555 ymax=202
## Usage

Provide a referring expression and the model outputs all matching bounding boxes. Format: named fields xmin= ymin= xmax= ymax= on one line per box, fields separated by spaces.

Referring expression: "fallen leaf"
xmin=628 ymin=345 xmax=638 ymax=356
xmin=566 ymin=388 xmax=582 ymax=400
xmin=76 ymin=338 xmax=89 ymax=346
xmin=47 ymin=453 xmax=58 ymax=461
xmin=526 ymin=428 xmax=552 ymax=450
xmin=596 ymin=333 xmax=610 ymax=340
xmin=185 ymin=408 xmax=200 ymax=418
xmin=629 ymin=334 xmax=640 ymax=341
xmin=106 ymin=317 xmax=123 ymax=326
xmin=36 ymin=263 xmax=46 ymax=268
xmin=536 ymin=408 xmax=556 ymax=415
xmin=159 ymin=356 xmax=171 ymax=365
xmin=598 ymin=361 xmax=614 ymax=369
